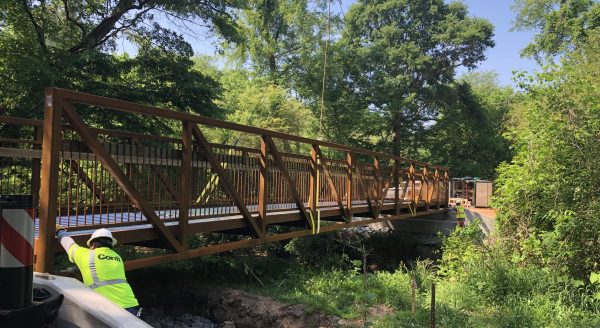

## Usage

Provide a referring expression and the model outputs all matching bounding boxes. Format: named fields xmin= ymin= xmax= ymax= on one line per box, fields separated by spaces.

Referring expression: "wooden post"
xmin=423 ymin=166 xmax=429 ymax=211
xmin=431 ymin=282 xmax=436 ymax=328
xmin=373 ymin=157 xmax=380 ymax=217
xmin=36 ymin=89 xmax=62 ymax=273
xmin=258 ymin=136 xmax=268 ymax=231
xmin=178 ymin=121 xmax=192 ymax=251
xmin=309 ymin=146 xmax=318 ymax=212
xmin=409 ymin=163 xmax=416 ymax=213
xmin=346 ymin=152 xmax=353 ymax=212
xmin=444 ymin=170 xmax=450 ymax=207
xmin=394 ymin=159 xmax=400 ymax=215
xmin=435 ymin=168 xmax=441 ymax=210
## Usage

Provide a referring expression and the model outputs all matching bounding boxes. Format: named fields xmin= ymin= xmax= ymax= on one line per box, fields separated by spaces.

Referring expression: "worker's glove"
xmin=55 ymin=224 xmax=66 ymax=237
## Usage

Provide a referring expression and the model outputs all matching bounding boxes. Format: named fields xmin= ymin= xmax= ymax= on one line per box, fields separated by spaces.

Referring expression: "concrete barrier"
xmin=33 ymin=273 xmax=151 ymax=328
xmin=464 ymin=208 xmax=496 ymax=234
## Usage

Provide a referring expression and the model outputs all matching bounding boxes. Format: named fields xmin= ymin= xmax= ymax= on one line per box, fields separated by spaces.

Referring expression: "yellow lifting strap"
xmin=310 ymin=169 xmax=321 ymax=234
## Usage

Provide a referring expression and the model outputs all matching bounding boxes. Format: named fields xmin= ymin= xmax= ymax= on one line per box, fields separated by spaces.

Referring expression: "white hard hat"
xmin=87 ymin=228 xmax=117 ymax=247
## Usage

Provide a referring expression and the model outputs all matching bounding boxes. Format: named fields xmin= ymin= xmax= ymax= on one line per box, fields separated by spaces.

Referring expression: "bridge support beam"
xmin=178 ymin=121 xmax=192 ymax=250
xmin=36 ymin=89 xmax=62 ymax=273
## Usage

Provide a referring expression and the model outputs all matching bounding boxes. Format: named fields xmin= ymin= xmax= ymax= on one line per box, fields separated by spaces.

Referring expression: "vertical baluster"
xmin=346 ymin=152 xmax=353 ymax=214
xmin=258 ymin=136 xmax=268 ymax=232
xmin=423 ymin=166 xmax=429 ymax=211
xmin=309 ymin=145 xmax=318 ymax=213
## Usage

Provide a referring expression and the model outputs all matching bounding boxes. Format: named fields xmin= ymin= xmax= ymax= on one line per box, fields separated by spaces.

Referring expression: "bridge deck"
xmin=49 ymin=200 xmax=436 ymax=247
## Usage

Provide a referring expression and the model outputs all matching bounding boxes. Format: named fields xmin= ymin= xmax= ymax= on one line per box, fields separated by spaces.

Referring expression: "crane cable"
xmin=310 ymin=0 xmax=332 ymax=234
xmin=319 ymin=0 xmax=331 ymax=140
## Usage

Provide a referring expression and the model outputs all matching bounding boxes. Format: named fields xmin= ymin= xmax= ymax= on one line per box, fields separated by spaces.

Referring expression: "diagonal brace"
xmin=62 ymin=103 xmax=183 ymax=253
xmin=264 ymin=136 xmax=313 ymax=229
xmin=314 ymin=145 xmax=351 ymax=221
xmin=191 ymin=125 xmax=264 ymax=238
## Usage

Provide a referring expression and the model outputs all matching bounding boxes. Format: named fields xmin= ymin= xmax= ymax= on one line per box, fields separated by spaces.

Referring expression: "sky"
xmin=448 ymin=0 xmax=540 ymax=85
xmin=120 ymin=0 xmax=539 ymax=87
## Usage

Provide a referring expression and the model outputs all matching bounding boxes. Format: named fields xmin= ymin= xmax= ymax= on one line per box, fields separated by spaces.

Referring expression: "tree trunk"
xmin=392 ymin=111 xmax=402 ymax=157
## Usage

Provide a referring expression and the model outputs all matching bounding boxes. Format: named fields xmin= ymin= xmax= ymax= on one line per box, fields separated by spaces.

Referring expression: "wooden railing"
xmin=0 ymin=88 xmax=449 ymax=272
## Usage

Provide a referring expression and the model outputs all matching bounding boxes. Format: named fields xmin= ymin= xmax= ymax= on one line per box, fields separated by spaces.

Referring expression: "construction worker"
xmin=56 ymin=226 xmax=141 ymax=317
xmin=455 ymin=202 xmax=466 ymax=228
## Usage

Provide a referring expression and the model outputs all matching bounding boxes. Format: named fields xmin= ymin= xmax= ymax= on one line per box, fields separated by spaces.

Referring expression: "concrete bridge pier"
xmin=371 ymin=207 xmax=496 ymax=236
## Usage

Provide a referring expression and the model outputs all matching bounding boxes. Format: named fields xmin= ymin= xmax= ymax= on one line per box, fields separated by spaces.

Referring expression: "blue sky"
xmin=449 ymin=0 xmax=539 ymax=85
xmin=120 ymin=0 xmax=539 ymax=87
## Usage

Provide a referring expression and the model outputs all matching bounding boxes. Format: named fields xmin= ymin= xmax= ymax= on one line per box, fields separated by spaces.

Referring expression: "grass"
xmin=83 ymin=227 xmax=600 ymax=327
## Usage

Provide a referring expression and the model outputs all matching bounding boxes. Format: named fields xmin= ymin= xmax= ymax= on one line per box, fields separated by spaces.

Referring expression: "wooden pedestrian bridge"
xmin=0 ymin=88 xmax=449 ymax=273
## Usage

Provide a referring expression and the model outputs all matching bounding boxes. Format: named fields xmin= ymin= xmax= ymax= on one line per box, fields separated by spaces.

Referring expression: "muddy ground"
xmin=140 ymin=287 xmax=342 ymax=328
xmin=130 ymin=230 xmax=442 ymax=327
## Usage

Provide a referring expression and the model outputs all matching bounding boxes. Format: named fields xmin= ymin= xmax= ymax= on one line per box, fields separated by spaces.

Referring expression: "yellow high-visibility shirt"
xmin=67 ymin=245 xmax=138 ymax=309
xmin=456 ymin=205 xmax=465 ymax=219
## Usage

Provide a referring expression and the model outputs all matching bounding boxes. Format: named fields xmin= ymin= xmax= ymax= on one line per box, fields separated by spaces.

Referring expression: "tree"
xmin=0 ymin=0 xmax=241 ymax=120
xmin=339 ymin=0 xmax=494 ymax=157
xmin=215 ymin=67 xmax=317 ymax=149
xmin=222 ymin=0 xmax=331 ymax=85
xmin=425 ymin=72 xmax=513 ymax=178
xmin=494 ymin=36 xmax=600 ymax=278
xmin=512 ymin=0 xmax=600 ymax=60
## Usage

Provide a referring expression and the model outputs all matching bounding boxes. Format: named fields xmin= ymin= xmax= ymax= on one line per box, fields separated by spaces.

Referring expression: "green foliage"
xmin=223 ymin=0 xmax=329 ymax=84
xmin=0 ymin=0 xmax=239 ymax=127
xmin=220 ymin=72 xmax=317 ymax=140
xmin=512 ymin=0 xmax=600 ymax=60
xmin=191 ymin=60 xmax=318 ymax=146
xmin=337 ymin=0 xmax=494 ymax=156
xmin=426 ymin=72 xmax=514 ymax=178
xmin=283 ymin=229 xmax=428 ymax=271
xmin=494 ymin=36 xmax=600 ymax=278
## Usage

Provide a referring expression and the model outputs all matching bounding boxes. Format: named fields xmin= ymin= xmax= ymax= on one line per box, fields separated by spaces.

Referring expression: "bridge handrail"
xmin=47 ymin=88 xmax=448 ymax=170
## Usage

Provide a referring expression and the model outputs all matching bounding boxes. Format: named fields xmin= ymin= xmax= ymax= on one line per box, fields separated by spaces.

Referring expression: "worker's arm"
xmin=56 ymin=226 xmax=80 ymax=263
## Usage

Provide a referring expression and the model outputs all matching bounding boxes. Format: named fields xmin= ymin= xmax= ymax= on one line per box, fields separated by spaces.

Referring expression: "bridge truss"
xmin=0 ymin=88 xmax=449 ymax=272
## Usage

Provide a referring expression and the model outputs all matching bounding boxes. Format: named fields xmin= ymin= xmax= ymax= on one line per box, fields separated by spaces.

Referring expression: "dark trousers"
xmin=125 ymin=306 xmax=142 ymax=317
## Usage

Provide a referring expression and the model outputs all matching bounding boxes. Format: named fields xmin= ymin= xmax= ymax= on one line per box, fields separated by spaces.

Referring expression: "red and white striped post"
xmin=0 ymin=195 xmax=35 ymax=310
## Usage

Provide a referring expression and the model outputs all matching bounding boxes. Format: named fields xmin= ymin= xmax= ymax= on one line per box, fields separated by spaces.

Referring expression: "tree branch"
xmin=96 ymin=6 xmax=155 ymax=47
xmin=62 ymin=0 xmax=87 ymax=36
xmin=68 ymin=0 xmax=150 ymax=54
xmin=20 ymin=0 xmax=47 ymax=51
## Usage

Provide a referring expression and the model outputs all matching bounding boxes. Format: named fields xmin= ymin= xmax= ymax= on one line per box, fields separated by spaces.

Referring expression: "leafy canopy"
xmin=338 ymin=0 xmax=494 ymax=156
xmin=0 ymin=0 xmax=242 ymax=122
xmin=512 ymin=0 xmax=600 ymax=60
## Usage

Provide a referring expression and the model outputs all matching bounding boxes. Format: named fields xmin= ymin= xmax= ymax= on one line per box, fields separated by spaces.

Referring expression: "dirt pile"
xmin=136 ymin=284 xmax=342 ymax=328
xmin=205 ymin=288 xmax=341 ymax=328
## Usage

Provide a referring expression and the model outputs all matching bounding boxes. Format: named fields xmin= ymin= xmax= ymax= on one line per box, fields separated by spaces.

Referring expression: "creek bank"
xmin=138 ymin=286 xmax=341 ymax=328
xmin=130 ymin=228 xmax=446 ymax=327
